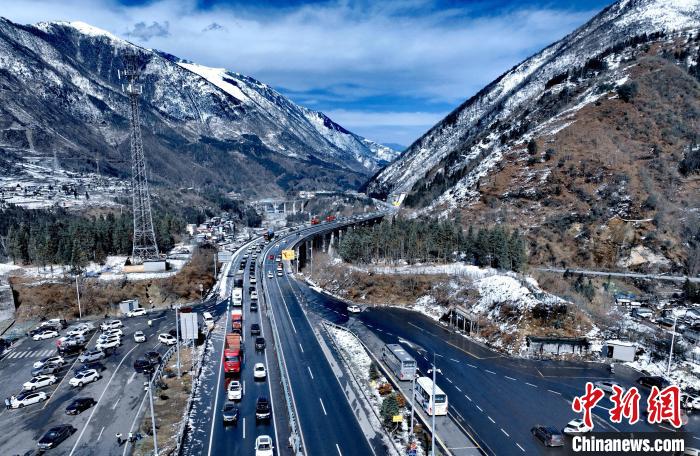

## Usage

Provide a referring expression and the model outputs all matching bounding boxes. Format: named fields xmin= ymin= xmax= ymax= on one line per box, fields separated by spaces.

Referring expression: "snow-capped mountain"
xmin=366 ymin=0 xmax=700 ymax=200
xmin=0 ymin=18 xmax=397 ymax=196
xmin=365 ymin=0 xmax=700 ymax=272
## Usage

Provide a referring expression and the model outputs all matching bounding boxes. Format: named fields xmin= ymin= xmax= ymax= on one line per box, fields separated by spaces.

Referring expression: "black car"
xmin=250 ymin=301 xmax=258 ymax=312
xmin=255 ymin=396 xmax=271 ymax=421
xmin=37 ymin=424 xmax=77 ymax=450
xmin=531 ymin=425 xmax=564 ymax=447
xmin=58 ymin=344 xmax=84 ymax=356
xmin=250 ymin=324 xmax=261 ymax=336
xmin=65 ymin=397 xmax=96 ymax=415
xmin=255 ymin=337 xmax=266 ymax=351
xmin=637 ymin=376 xmax=668 ymax=389
xmin=75 ymin=361 xmax=106 ymax=373
xmin=145 ymin=351 xmax=162 ymax=365
xmin=134 ymin=358 xmax=156 ymax=374
xmin=222 ymin=402 xmax=239 ymax=425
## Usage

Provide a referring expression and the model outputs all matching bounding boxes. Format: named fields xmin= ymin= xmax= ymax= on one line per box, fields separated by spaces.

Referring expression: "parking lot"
xmin=0 ymin=310 xmax=178 ymax=455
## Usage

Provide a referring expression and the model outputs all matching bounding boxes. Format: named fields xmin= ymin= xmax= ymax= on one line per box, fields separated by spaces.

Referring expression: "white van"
xmin=232 ymin=288 xmax=243 ymax=306
xmin=203 ymin=312 xmax=215 ymax=330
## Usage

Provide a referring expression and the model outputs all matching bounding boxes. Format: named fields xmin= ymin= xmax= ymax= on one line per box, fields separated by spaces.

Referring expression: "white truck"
xmin=232 ymin=287 xmax=243 ymax=307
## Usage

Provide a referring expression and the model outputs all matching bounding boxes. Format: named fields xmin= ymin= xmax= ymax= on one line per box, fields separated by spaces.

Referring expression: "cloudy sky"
xmin=3 ymin=0 xmax=611 ymax=147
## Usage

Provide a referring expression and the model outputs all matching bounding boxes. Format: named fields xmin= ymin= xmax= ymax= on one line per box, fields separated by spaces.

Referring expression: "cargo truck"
xmin=231 ymin=309 xmax=243 ymax=334
xmin=224 ymin=333 xmax=242 ymax=374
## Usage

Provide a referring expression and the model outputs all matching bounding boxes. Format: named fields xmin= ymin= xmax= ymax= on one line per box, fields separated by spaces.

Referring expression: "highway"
xmin=182 ymin=239 xmax=282 ymax=456
xmin=0 ymin=309 xmax=178 ymax=455
xmin=260 ymin=220 xmax=386 ymax=456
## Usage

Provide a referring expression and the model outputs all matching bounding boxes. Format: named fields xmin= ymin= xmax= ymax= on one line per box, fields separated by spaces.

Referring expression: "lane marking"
xmin=319 ymin=397 xmax=327 ymax=416
xmin=243 ymin=417 xmax=246 ymax=439
xmin=446 ymin=378 xmax=453 ymax=384
xmin=127 ymin=372 xmax=136 ymax=384
xmin=68 ymin=344 xmax=139 ymax=456
xmin=465 ymin=395 xmax=472 ymax=402
xmin=476 ymin=405 xmax=483 ymax=412
xmin=111 ymin=397 xmax=120 ymax=410
xmin=525 ymin=382 xmax=538 ymax=388
xmin=467 ymin=363 xmax=477 ymax=368
xmin=501 ymin=428 xmax=509 ymax=437
xmin=307 ymin=366 xmax=314 ymax=380
xmin=517 ymin=443 xmax=525 ymax=452
xmin=487 ymin=416 xmax=495 ymax=424
xmin=450 ymin=358 xmax=459 ymax=363
xmin=548 ymin=389 xmax=562 ymax=395
xmin=505 ymin=376 xmax=516 ymax=381
xmin=336 ymin=443 xmax=343 ymax=456
xmin=485 ymin=370 xmax=496 ymax=375
xmin=97 ymin=426 xmax=104 ymax=441
xmin=455 ymin=386 xmax=462 ymax=392
xmin=299 ymin=343 xmax=304 ymax=353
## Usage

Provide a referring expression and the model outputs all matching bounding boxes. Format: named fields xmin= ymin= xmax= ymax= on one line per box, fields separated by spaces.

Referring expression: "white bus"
xmin=415 ymin=376 xmax=448 ymax=416
xmin=381 ymin=343 xmax=416 ymax=381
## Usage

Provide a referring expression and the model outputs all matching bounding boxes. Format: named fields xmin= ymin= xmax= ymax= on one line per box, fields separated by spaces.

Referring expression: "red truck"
xmin=231 ymin=309 xmax=243 ymax=334
xmin=310 ymin=217 xmax=320 ymax=225
xmin=325 ymin=215 xmax=336 ymax=222
xmin=224 ymin=333 xmax=242 ymax=374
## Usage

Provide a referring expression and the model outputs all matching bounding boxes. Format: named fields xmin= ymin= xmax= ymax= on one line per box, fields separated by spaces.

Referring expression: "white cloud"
xmin=0 ymin=0 xmax=600 ymax=143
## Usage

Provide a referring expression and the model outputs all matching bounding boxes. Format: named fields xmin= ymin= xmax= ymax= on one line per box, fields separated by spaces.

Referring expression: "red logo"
xmin=609 ymin=385 xmax=641 ymax=424
xmin=647 ymin=385 xmax=682 ymax=428
xmin=572 ymin=382 xmax=605 ymax=428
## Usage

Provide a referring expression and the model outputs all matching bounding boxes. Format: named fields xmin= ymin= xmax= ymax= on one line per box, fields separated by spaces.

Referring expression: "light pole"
xmin=667 ymin=313 xmax=678 ymax=375
xmin=214 ymin=253 xmax=217 ymax=278
xmin=147 ymin=372 xmax=158 ymax=454
xmin=409 ymin=373 xmax=416 ymax=442
xmin=431 ymin=353 xmax=437 ymax=456
xmin=175 ymin=305 xmax=181 ymax=378
xmin=75 ymin=275 xmax=82 ymax=320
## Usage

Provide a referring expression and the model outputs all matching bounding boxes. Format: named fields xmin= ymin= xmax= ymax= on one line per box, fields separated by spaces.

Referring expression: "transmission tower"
xmin=122 ymin=51 xmax=159 ymax=262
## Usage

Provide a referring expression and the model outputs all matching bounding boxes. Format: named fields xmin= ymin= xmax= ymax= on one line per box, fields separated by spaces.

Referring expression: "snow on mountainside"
xmin=366 ymin=0 xmax=700 ymax=200
xmin=0 ymin=18 xmax=396 ymax=198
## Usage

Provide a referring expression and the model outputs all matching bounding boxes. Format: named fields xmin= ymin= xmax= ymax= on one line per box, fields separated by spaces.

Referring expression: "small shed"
xmin=526 ymin=336 xmax=590 ymax=356
xmin=602 ymin=340 xmax=636 ymax=362
xmin=118 ymin=299 xmax=140 ymax=315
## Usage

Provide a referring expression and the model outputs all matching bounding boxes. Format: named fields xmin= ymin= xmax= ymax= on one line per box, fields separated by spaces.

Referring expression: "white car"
xmin=100 ymin=320 xmax=123 ymax=331
xmin=255 ymin=435 xmax=274 ymax=456
xmin=158 ymin=333 xmax=177 ymax=346
xmin=69 ymin=369 xmax=100 ymax=387
xmin=594 ymin=380 xmax=620 ymax=394
xmin=96 ymin=338 xmax=121 ymax=350
xmin=347 ymin=305 xmax=361 ymax=313
xmin=33 ymin=356 xmax=65 ymax=370
xmin=96 ymin=334 xmax=121 ymax=344
xmin=134 ymin=331 xmax=146 ymax=343
xmin=67 ymin=324 xmax=93 ymax=337
xmin=253 ymin=363 xmax=267 ymax=380
xmin=250 ymin=277 xmax=257 ymax=284
xmin=32 ymin=329 xmax=59 ymax=341
xmin=227 ymin=380 xmax=242 ymax=401
xmin=276 ymin=271 xmax=283 ymax=277
xmin=562 ymin=418 xmax=592 ymax=435
xmin=267 ymin=272 xmax=273 ymax=279
xmin=11 ymin=391 xmax=48 ymax=408
xmin=23 ymin=375 xmax=57 ymax=391
xmin=250 ymin=290 xmax=259 ymax=300
xmin=101 ymin=327 xmax=123 ymax=337
xmin=127 ymin=308 xmax=146 ymax=317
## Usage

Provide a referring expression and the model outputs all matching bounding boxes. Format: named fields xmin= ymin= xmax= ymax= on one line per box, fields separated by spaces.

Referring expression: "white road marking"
xmin=487 ymin=416 xmax=495 ymax=424
xmin=127 ymin=372 xmax=136 ymax=384
xmin=517 ymin=443 xmax=525 ymax=452
xmin=307 ymin=366 xmax=314 ymax=380
xmin=548 ymin=389 xmax=562 ymax=395
xmin=501 ymin=428 xmax=509 ymax=437
xmin=319 ymin=397 xmax=327 ymax=415
xmin=467 ymin=363 xmax=477 ymax=368
xmin=465 ymin=395 xmax=472 ymax=402
xmin=299 ymin=343 xmax=304 ymax=353
xmin=485 ymin=370 xmax=496 ymax=375
xmin=111 ymin=397 xmax=120 ymax=410
xmin=505 ymin=376 xmax=516 ymax=381
xmin=476 ymin=405 xmax=483 ymax=412
xmin=336 ymin=444 xmax=343 ymax=456
xmin=446 ymin=378 xmax=453 ymax=384
xmin=525 ymin=382 xmax=538 ymax=388
xmin=243 ymin=417 xmax=246 ymax=439
xmin=243 ymin=380 xmax=246 ymax=396
xmin=455 ymin=386 xmax=462 ymax=392
xmin=97 ymin=426 xmax=105 ymax=441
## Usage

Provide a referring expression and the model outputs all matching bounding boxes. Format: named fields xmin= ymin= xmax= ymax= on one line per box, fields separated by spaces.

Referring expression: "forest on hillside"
xmin=338 ymin=218 xmax=526 ymax=271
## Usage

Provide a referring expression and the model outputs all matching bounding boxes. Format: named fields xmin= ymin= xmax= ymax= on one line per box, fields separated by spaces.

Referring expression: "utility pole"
xmin=214 ymin=253 xmax=217 ymax=278
xmin=409 ymin=373 xmax=416 ymax=442
xmin=667 ymin=313 xmax=678 ymax=375
xmin=431 ymin=353 xmax=437 ymax=456
xmin=75 ymin=275 xmax=82 ymax=320
xmin=148 ymin=372 xmax=158 ymax=454
xmin=175 ymin=305 xmax=181 ymax=378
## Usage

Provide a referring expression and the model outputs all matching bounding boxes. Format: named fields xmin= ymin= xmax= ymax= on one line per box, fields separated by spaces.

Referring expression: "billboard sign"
xmin=180 ymin=312 xmax=198 ymax=340
xmin=281 ymin=249 xmax=296 ymax=260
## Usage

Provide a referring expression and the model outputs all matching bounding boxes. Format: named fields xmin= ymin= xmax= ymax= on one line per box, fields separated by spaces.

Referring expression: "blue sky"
xmin=5 ymin=0 xmax=611 ymax=147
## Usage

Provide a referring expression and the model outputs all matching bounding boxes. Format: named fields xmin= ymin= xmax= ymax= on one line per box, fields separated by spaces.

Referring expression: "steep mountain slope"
xmin=0 ymin=19 xmax=397 ymax=197
xmin=366 ymin=0 xmax=700 ymax=272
